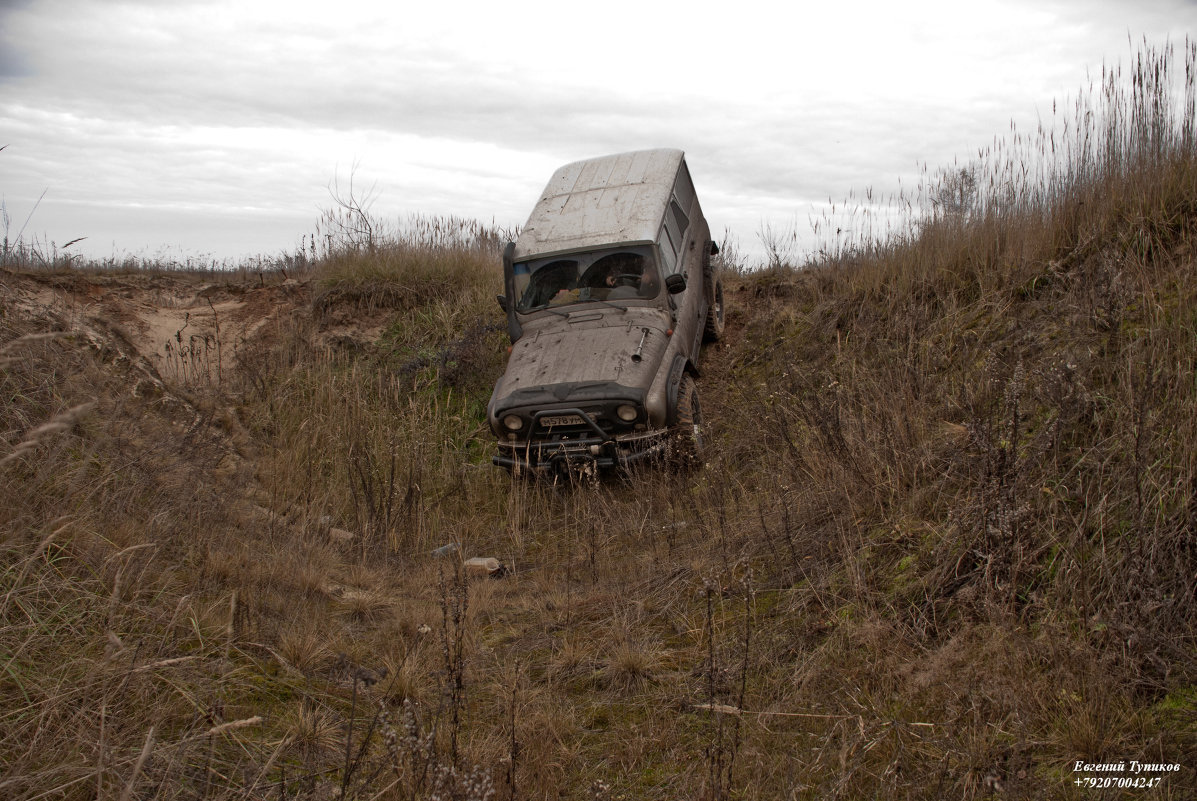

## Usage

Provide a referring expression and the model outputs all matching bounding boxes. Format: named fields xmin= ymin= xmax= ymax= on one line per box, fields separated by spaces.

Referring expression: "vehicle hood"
xmin=490 ymin=306 xmax=672 ymax=412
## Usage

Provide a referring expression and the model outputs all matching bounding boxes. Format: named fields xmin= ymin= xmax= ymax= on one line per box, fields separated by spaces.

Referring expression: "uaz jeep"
xmin=488 ymin=149 xmax=724 ymax=475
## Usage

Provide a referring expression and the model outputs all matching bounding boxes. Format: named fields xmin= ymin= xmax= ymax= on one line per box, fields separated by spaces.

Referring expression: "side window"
xmin=658 ymin=224 xmax=678 ymax=274
xmin=660 ymin=164 xmax=697 ymax=277
xmin=661 ymin=193 xmax=689 ymax=274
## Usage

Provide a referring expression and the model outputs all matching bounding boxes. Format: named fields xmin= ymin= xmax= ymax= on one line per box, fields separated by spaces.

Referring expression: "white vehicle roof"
xmin=512 ymin=148 xmax=684 ymax=261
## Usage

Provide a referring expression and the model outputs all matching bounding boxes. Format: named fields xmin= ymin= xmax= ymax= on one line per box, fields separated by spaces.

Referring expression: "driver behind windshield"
xmin=581 ymin=252 xmax=653 ymax=300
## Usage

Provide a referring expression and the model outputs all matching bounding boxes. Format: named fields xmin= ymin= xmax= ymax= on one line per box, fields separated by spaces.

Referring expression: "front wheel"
xmin=703 ymin=276 xmax=725 ymax=342
xmin=669 ymin=374 xmax=703 ymax=470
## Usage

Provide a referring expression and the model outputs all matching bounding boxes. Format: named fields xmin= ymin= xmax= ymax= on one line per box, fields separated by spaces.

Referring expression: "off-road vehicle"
xmin=487 ymin=148 xmax=724 ymax=475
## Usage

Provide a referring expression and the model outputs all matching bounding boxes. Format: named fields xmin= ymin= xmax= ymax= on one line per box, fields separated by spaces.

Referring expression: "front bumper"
xmin=493 ymin=407 xmax=670 ymax=475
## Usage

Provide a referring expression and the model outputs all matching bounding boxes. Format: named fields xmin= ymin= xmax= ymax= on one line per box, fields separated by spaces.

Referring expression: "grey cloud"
xmin=6 ymin=0 xmax=1196 ymax=263
xmin=0 ymin=0 xmax=34 ymax=80
xmin=0 ymin=50 xmax=30 ymax=80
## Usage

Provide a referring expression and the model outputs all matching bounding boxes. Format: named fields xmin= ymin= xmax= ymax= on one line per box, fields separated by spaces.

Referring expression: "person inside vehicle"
xmin=582 ymin=252 xmax=651 ymax=300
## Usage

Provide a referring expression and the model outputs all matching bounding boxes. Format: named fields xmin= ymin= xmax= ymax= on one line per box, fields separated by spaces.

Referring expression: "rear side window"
xmin=673 ymin=162 xmax=696 ymax=216
xmin=670 ymin=199 xmax=690 ymax=239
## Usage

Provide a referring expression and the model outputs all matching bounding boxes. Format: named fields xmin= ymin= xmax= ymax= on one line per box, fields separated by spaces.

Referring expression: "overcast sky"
xmin=1 ymin=0 xmax=1194 ymax=266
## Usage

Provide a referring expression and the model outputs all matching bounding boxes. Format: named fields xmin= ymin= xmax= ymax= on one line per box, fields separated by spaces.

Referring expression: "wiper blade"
xmin=522 ymin=304 xmax=569 ymax=317
xmin=580 ymin=299 xmax=627 ymax=312
xmin=522 ymin=300 xmax=625 ymax=315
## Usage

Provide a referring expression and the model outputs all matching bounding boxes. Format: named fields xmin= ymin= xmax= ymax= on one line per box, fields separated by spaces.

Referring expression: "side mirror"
xmin=497 ymin=294 xmax=509 ymax=313
xmin=709 ymin=240 xmax=720 ymax=256
xmin=665 ymin=273 xmax=687 ymax=295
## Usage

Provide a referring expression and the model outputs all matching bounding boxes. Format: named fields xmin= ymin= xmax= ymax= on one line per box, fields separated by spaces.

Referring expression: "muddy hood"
xmin=489 ymin=308 xmax=671 ymax=414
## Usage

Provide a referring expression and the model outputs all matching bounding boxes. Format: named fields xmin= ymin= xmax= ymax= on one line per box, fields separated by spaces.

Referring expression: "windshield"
xmin=514 ymin=246 xmax=660 ymax=313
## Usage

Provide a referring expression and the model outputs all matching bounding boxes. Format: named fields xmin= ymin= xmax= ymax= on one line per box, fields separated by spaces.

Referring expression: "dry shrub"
xmin=311 ymin=214 xmax=504 ymax=320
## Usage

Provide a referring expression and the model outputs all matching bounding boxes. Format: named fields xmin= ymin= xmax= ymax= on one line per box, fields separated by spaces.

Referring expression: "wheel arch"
xmin=665 ymin=354 xmax=700 ymax=426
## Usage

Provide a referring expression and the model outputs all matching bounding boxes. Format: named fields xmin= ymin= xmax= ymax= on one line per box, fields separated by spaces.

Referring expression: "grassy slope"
xmin=3 ymin=46 xmax=1196 ymax=801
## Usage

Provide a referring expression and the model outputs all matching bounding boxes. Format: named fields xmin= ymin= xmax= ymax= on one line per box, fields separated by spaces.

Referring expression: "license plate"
xmin=541 ymin=414 xmax=584 ymax=427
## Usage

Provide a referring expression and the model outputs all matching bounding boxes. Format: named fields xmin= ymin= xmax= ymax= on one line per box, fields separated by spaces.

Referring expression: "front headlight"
xmin=503 ymin=414 xmax=524 ymax=431
xmin=616 ymin=404 xmax=638 ymax=422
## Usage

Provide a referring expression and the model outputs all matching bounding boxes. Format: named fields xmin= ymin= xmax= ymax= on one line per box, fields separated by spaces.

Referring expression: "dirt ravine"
xmin=5 ymin=270 xmax=313 ymax=381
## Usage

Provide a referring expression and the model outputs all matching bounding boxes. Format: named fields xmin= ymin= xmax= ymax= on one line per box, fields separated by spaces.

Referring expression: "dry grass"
xmin=3 ymin=39 xmax=1197 ymax=800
